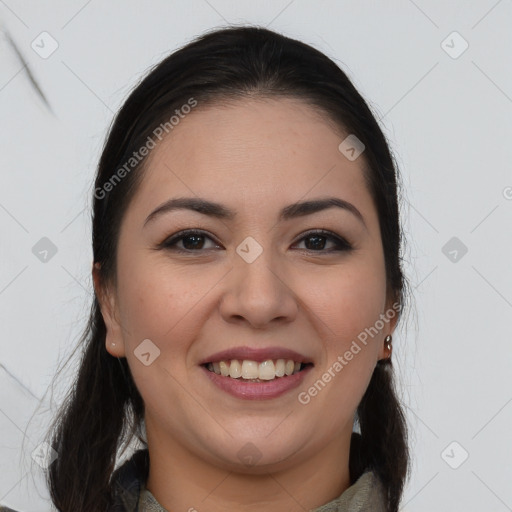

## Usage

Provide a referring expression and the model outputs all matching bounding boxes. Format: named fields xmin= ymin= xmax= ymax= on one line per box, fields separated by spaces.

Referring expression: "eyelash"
xmin=158 ymin=229 xmax=353 ymax=254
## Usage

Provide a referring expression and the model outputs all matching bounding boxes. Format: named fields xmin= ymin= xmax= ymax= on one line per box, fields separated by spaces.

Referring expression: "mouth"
xmin=199 ymin=346 xmax=314 ymax=399
xmin=202 ymin=359 xmax=314 ymax=383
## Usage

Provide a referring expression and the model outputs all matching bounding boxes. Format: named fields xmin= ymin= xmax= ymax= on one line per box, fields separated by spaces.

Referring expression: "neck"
xmin=144 ymin=422 xmax=352 ymax=512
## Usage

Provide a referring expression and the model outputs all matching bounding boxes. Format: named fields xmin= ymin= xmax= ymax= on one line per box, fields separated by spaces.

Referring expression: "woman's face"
xmin=96 ymin=97 xmax=397 ymax=472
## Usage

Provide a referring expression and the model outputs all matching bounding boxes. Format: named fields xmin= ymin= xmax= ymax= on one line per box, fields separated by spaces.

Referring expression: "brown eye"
xmin=294 ymin=230 xmax=352 ymax=253
xmin=161 ymin=230 xmax=221 ymax=252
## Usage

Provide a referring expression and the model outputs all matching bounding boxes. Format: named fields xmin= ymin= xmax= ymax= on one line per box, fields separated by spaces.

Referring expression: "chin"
xmin=203 ymin=431 xmax=308 ymax=474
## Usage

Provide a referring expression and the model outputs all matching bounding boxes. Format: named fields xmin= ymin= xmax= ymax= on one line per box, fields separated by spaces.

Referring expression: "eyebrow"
xmin=143 ymin=196 xmax=367 ymax=229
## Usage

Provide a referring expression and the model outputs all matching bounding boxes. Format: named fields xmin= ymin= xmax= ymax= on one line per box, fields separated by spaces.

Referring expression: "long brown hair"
xmin=44 ymin=25 xmax=410 ymax=511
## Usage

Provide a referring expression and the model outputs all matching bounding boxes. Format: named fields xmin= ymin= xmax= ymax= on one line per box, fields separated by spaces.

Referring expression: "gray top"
xmin=138 ymin=470 xmax=386 ymax=512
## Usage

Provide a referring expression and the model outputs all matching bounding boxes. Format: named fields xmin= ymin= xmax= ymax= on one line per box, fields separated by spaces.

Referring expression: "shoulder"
xmin=110 ymin=448 xmax=150 ymax=511
xmin=311 ymin=470 xmax=387 ymax=512
xmin=0 ymin=450 xmax=150 ymax=512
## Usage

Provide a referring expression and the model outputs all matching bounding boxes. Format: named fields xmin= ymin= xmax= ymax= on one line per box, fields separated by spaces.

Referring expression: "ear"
xmin=92 ymin=262 xmax=126 ymax=358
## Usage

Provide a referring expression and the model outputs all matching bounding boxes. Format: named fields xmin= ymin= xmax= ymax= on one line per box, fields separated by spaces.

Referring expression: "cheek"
xmin=299 ymin=256 xmax=387 ymax=344
xmin=116 ymin=254 xmax=209 ymax=341
xmin=299 ymin=257 xmax=386 ymax=427
xmin=115 ymin=255 xmax=227 ymax=400
xmin=115 ymin=259 xmax=206 ymax=419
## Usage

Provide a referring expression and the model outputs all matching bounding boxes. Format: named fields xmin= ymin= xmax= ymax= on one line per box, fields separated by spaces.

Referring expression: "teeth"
xmin=229 ymin=359 xmax=242 ymax=378
xmin=275 ymin=359 xmax=285 ymax=377
xmin=259 ymin=360 xmax=275 ymax=380
xmin=241 ymin=360 xmax=259 ymax=379
xmin=219 ymin=360 xmax=230 ymax=377
xmin=207 ymin=358 xmax=305 ymax=380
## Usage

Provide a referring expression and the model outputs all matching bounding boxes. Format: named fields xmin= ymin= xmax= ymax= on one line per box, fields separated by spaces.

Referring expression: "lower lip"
xmin=201 ymin=365 xmax=313 ymax=400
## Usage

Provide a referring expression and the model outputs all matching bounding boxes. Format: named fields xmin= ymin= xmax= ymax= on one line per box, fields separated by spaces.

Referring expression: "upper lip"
xmin=199 ymin=346 xmax=313 ymax=365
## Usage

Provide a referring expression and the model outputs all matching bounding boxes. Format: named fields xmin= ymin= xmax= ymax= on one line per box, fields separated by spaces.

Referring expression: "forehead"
xmin=129 ymin=97 xmax=375 ymax=225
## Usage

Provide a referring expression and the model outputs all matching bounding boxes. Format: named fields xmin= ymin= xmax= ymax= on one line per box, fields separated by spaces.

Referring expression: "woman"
xmin=11 ymin=25 xmax=410 ymax=512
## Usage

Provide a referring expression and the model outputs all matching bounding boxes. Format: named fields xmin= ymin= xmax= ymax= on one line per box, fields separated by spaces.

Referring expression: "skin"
xmin=93 ymin=97 xmax=397 ymax=512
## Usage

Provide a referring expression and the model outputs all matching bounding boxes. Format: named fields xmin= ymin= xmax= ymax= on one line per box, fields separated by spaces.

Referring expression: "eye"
xmin=293 ymin=230 xmax=352 ymax=253
xmin=159 ymin=229 xmax=221 ymax=252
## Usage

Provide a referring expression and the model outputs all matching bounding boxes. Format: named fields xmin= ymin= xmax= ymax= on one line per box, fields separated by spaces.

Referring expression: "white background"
xmin=1 ymin=1 xmax=511 ymax=510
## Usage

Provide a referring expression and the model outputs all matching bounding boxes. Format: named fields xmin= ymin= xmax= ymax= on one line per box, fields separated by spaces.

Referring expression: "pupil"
xmin=183 ymin=235 xmax=204 ymax=250
xmin=306 ymin=235 xmax=325 ymax=250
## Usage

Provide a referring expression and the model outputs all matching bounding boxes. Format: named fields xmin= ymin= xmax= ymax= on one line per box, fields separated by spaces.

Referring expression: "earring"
xmin=384 ymin=335 xmax=392 ymax=359
xmin=111 ymin=342 xmax=116 ymax=347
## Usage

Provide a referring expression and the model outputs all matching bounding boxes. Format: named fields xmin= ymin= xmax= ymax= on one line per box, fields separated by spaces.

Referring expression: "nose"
xmin=219 ymin=248 xmax=298 ymax=329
